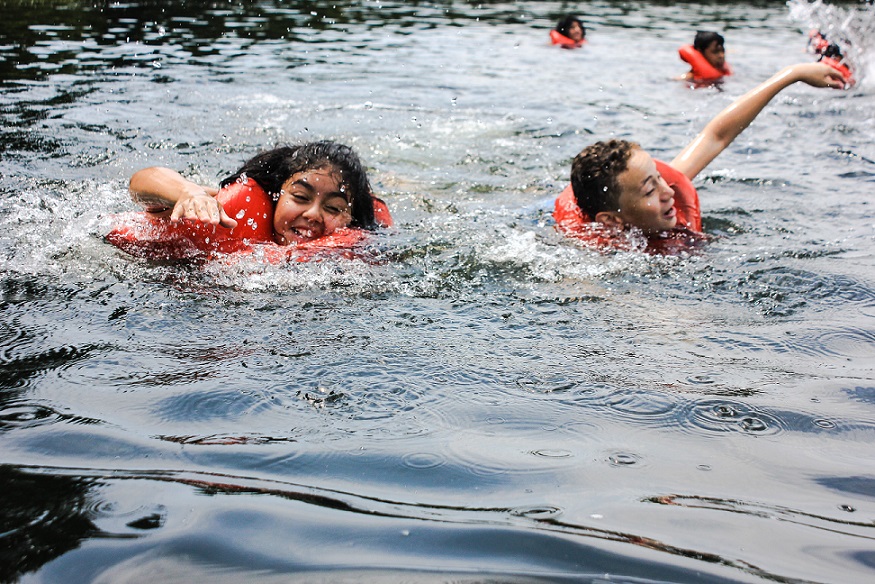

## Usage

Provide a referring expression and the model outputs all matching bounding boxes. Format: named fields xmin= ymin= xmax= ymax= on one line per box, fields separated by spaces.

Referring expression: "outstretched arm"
xmin=129 ymin=167 xmax=237 ymax=228
xmin=671 ymin=62 xmax=846 ymax=180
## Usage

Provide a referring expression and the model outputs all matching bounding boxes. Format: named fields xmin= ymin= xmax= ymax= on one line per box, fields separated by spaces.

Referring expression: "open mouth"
xmin=287 ymin=226 xmax=322 ymax=242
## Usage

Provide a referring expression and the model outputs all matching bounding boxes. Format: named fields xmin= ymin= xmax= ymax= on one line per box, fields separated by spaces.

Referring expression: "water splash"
xmin=788 ymin=0 xmax=875 ymax=87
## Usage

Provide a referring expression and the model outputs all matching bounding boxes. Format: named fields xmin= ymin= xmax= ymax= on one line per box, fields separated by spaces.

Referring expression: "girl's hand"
xmin=170 ymin=188 xmax=238 ymax=228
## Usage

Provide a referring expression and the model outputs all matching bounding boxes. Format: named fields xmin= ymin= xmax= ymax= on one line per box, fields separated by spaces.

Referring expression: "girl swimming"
xmin=129 ymin=141 xmax=388 ymax=244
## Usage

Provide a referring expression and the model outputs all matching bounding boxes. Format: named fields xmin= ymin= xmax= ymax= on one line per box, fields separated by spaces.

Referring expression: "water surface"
xmin=1 ymin=1 xmax=874 ymax=582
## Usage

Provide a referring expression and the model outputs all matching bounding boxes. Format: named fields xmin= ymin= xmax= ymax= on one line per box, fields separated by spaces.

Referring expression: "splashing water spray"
xmin=788 ymin=0 xmax=875 ymax=88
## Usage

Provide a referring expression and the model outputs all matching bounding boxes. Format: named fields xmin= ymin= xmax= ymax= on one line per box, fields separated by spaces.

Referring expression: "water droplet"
xmin=236 ymin=210 xmax=246 ymax=219
xmin=531 ymin=449 xmax=572 ymax=458
xmin=511 ymin=505 xmax=562 ymax=520
xmin=740 ymin=417 xmax=768 ymax=432
xmin=402 ymin=452 xmax=444 ymax=469
xmin=714 ymin=404 xmax=737 ymax=418
xmin=608 ymin=452 xmax=640 ymax=466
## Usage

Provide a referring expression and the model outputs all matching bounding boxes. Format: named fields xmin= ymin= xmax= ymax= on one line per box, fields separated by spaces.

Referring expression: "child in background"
xmin=678 ymin=31 xmax=732 ymax=83
xmin=551 ymin=15 xmax=586 ymax=49
xmin=808 ymin=30 xmax=854 ymax=86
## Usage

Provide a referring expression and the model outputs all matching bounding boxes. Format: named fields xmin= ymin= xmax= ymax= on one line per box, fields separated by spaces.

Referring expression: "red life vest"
xmin=678 ymin=44 xmax=732 ymax=82
xmin=553 ymin=160 xmax=705 ymax=252
xmin=550 ymin=30 xmax=585 ymax=49
xmin=107 ymin=179 xmax=393 ymax=262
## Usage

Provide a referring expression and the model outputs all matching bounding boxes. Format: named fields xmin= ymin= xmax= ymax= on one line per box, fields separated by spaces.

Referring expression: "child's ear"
xmin=594 ymin=211 xmax=625 ymax=228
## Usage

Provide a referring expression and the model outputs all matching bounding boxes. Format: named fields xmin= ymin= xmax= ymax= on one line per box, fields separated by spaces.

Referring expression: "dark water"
xmin=1 ymin=1 xmax=874 ymax=582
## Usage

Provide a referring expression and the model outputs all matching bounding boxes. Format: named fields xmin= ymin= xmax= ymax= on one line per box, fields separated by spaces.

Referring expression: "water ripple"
xmin=605 ymin=391 xmax=680 ymax=427
xmin=153 ymin=389 xmax=268 ymax=423
xmin=678 ymin=399 xmax=785 ymax=437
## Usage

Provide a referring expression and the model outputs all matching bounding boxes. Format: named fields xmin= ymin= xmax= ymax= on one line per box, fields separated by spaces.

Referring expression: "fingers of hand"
xmin=219 ymin=208 xmax=239 ymax=229
xmin=827 ymin=71 xmax=846 ymax=89
xmin=173 ymin=196 xmax=221 ymax=224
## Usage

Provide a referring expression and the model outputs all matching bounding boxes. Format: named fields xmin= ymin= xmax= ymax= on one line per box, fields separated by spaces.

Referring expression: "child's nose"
xmin=660 ymin=182 xmax=674 ymax=200
xmin=302 ymin=203 xmax=324 ymax=224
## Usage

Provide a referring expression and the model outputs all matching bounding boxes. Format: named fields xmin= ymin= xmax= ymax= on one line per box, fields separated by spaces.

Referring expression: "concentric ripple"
xmin=678 ymin=399 xmax=786 ymax=437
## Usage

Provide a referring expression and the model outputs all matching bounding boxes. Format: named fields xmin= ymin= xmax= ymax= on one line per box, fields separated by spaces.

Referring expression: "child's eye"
xmin=291 ymin=193 xmax=310 ymax=203
xmin=324 ymin=204 xmax=347 ymax=215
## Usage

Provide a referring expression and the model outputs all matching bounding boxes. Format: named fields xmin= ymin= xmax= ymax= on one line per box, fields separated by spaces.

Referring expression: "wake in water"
xmin=788 ymin=0 xmax=875 ymax=87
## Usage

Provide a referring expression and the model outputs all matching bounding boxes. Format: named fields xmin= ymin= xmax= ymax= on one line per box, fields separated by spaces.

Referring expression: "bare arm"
xmin=129 ymin=167 xmax=236 ymax=228
xmin=671 ymin=62 xmax=847 ymax=180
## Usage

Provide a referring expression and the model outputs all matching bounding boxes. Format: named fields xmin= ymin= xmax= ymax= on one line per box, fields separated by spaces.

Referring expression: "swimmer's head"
xmin=822 ymin=43 xmax=843 ymax=60
xmin=571 ymin=140 xmax=638 ymax=221
xmin=693 ymin=31 xmax=726 ymax=70
xmin=571 ymin=140 xmax=679 ymax=234
xmin=556 ymin=15 xmax=586 ymax=42
xmin=222 ymin=141 xmax=376 ymax=230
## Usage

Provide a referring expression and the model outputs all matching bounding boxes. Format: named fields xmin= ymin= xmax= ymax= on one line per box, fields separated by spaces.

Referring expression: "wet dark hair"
xmin=822 ymin=42 xmax=843 ymax=60
xmin=693 ymin=31 xmax=724 ymax=53
xmin=220 ymin=141 xmax=376 ymax=229
xmin=570 ymin=139 xmax=640 ymax=219
xmin=555 ymin=15 xmax=586 ymax=39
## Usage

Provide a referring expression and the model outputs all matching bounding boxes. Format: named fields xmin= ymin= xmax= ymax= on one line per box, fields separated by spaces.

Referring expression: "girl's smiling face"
xmin=272 ymin=167 xmax=352 ymax=245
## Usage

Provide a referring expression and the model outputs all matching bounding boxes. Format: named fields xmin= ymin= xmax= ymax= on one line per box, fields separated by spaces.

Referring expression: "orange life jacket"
xmin=550 ymin=29 xmax=585 ymax=49
xmin=553 ymin=160 xmax=704 ymax=252
xmin=678 ymin=44 xmax=732 ymax=82
xmin=107 ymin=179 xmax=393 ymax=262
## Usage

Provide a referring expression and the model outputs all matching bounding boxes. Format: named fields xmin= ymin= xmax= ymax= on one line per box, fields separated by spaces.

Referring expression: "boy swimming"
xmin=678 ymin=31 xmax=731 ymax=83
xmin=554 ymin=62 xmax=847 ymax=251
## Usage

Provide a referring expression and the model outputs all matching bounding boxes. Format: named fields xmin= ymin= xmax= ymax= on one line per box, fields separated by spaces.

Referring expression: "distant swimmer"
xmin=551 ymin=14 xmax=586 ymax=49
xmin=808 ymin=30 xmax=855 ymax=87
xmin=677 ymin=31 xmax=732 ymax=85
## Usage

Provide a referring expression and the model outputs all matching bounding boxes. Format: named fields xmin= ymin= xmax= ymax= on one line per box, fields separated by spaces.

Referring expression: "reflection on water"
xmin=1 ymin=0 xmax=875 ymax=582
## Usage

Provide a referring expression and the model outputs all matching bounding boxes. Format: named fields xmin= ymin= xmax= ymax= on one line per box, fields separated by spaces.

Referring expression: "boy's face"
xmin=568 ymin=21 xmax=584 ymax=42
xmin=614 ymin=150 xmax=677 ymax=233
xmin=703 ymin=40 xmax=726 ymax=69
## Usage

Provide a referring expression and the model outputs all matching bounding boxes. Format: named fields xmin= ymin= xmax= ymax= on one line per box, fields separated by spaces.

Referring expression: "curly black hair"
xmin=570 ymin=139 xmax=640 ymax=219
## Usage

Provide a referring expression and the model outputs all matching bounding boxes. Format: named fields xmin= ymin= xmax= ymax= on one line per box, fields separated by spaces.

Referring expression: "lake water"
xmin=1 ymin=1 xmax=874 ymax=582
